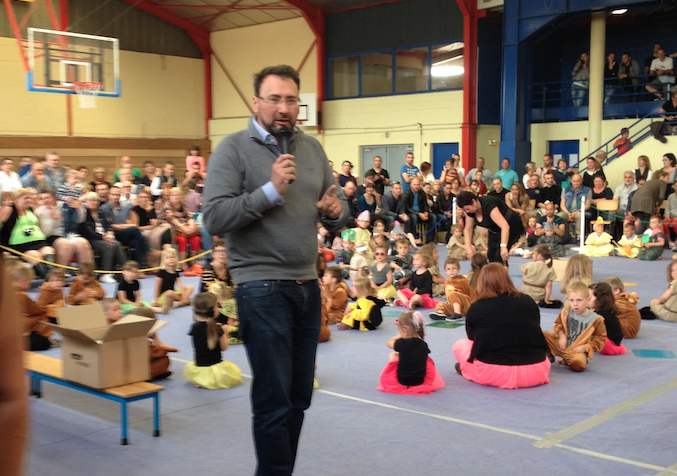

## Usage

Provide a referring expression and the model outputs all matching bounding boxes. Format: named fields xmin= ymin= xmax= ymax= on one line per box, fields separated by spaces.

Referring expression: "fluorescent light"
xmin=611 ymin=8 xmax=627 ymax=14
xmin=431 ymin=65 xmax=464 ymax=77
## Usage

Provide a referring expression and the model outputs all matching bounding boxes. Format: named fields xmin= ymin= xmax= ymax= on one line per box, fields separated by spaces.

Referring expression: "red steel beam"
xmin=159 ymin=5 xmax=296 ymax=10
xmin=3 ymin=0 xmax=30 ymax=71
xmin=18 ymin=0 xmax=41 ymax=32
xmin=456 ymin=0 xmax=478 ymax=174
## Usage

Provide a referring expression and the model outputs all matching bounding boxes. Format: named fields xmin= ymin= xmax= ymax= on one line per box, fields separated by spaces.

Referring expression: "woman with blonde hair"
xmin=505 ymin=182 xmax=534 ymax=227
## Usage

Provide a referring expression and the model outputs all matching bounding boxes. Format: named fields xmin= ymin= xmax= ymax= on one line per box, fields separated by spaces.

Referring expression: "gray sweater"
xmin=202 ymin=118 xmax=348 ymax=284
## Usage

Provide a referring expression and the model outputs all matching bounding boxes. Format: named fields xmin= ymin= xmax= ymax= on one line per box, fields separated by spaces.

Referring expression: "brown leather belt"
xmin=523 ymin=282 xmax=545 ymax=289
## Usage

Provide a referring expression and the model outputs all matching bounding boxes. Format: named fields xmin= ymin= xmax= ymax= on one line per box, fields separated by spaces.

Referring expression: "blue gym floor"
xmin=24 ymin=245 xmax=677 ymax=476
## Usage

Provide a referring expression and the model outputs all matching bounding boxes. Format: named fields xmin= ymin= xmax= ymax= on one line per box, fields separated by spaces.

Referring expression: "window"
xmin=329 ymin=56 xmax=358 ymax=99
xmin=328 ymin=41 xmax=463 ymax=99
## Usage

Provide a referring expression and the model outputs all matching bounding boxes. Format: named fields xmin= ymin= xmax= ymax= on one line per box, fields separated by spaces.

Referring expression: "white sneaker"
xmin=100 ymin=274 xmax=117 ymax=284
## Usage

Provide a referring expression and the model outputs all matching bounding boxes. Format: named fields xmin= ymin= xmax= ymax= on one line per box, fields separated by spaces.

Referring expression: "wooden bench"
xmin=24 ymin=352 xmax=163 ymax=445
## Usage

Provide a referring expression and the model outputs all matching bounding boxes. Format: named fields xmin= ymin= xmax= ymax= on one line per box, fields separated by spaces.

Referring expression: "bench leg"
xmin=153 ymin=393 xmax=160 ymax=437
xmin=120 ymin=401 xmax=128 ymax=445
xmin=32 ymin=377 xmax=42 ymax=398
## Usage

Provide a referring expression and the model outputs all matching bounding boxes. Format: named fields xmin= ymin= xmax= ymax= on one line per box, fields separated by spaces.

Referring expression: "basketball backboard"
xmin=27 ymin=28 xmax=120 ymax=97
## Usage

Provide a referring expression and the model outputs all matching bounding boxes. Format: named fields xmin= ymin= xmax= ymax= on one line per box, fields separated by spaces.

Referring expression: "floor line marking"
xmin=533 ymin=378 xmax=677 ymax=448
xmin=554 ymin=444 xmax=665 ymax=472
xmin=650 ymin=462 xmax=677 ymax=475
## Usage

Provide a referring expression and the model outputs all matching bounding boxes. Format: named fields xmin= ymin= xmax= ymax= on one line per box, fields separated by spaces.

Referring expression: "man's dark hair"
xmin=254 ymin=65 xmax=300 ymax=96
xmin=144 ymin=160 xmax=154 ymax=167
xmin=364 ymin=170 xmax=376 ymax=178
xmin=622 ymin=52 xmax=631 ymax=57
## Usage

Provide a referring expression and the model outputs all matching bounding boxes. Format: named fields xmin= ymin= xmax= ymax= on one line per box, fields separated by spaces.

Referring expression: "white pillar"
xmin=588 ymin=11 xmax=606 ymax=154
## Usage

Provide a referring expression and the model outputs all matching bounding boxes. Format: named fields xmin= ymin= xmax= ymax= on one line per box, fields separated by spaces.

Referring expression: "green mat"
xmin=631 ymin=349 xmax=677 ymax=359
xmin=427 ymin=321 xmax=465 ymax=329
xmin=382 ymin=311 xmax=401 ymax=317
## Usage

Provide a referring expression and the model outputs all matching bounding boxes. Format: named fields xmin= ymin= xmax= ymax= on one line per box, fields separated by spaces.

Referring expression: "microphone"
xmin=274 ymin=126 xmax=293 ymax=183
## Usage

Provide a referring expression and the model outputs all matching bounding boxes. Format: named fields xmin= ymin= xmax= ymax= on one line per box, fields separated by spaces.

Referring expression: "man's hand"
xmin=271 ymin=153 xmax=296 ymax=195
xmin=316 ymin=185 xmax=342 ymax=219
xmin=399 ymin=213 xmax=409 ymax=222
xmin=418 ymin=212 xmax=428 ymax=221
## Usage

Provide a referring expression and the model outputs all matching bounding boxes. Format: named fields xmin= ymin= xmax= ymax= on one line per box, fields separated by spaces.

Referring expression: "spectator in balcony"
xmin=659 ymin=93 xmax=677 ymax=132
xmin=494 ymin=158 xmax=519 ymax=190
xmin=645 ymin=48 xmax=674 ymax=100
xmin=614 ymin=171 xmax=637 ymax=217
xmin=635 ymin=155 xmax=653 ymax=183
xmin=582 ymin=157 xmax=605 ymax=189
xmin=613 ymin=128 xmax=633 ymax=157
xmin=644 ymin=44 xmax=662 ymax=81
xmin=604 ymin=52 xmax=620 ymax=104
xmin=571 ymin=53 xmax=589 ymax=107
xmin=619 ymin=52 xmax=640 ymax=102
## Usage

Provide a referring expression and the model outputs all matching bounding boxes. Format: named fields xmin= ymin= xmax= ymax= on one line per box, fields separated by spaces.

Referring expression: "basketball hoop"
xmin=72 ymin=81 xmax=102 ymax=108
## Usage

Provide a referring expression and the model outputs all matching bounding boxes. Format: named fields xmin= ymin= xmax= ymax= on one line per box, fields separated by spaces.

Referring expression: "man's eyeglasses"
xmin=257 ymin=96 xmax=300 ymax=107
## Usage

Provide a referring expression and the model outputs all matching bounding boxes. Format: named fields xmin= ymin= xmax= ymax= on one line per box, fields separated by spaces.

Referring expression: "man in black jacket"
xmin=381 ymin=182 xmax=407 ymax=231
xmin=402 ymin=178 xmax=433 ymax=239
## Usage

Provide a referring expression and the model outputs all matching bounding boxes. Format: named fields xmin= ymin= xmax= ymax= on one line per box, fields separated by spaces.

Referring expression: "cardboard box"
xmin=46 ymin=304 xmax=167 ymax=389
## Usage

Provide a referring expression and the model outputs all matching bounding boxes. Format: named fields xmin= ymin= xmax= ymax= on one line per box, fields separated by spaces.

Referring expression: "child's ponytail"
xmin=193 ymin=293 xmax=220 ymax=350
xmin=412 ymin=311 xmax=425 ymax=340
xmin=534 ymin=244 xmax=553 ymax=268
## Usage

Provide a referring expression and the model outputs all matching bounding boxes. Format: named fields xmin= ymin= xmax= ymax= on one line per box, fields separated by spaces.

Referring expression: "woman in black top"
xmin=452 ymin=263 xmax=551 ymax=389
xmin=456 ymin=191 xmax=524 ymax=264
xmin=582 ymin=157 xmax=606 ymax=189
xmin=589 ymin=176 xmax=614 ymax=220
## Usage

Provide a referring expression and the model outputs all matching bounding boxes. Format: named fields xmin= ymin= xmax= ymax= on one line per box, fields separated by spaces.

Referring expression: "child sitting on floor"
xmin=420 ymin=243 xmax=445 ymax=297
xmin=10 ymin=263 xmax=54 ymax=351
xmin=650 ymin=260 xmax=677 ymax=322
xmin=520 ymin=244 xmax=560 ymax=308
xmin=637 ymin=215 xmax=666 ymax=261
xmin=349 ymin=241 xmax=370 ymax=282
xmin=604 ymin=277 xmax=641 ymax=338
xmin=389 ymin=238 xmax=413 ymax=287
xmin=447 ymin=224 xmax=469 ymax=260
xmin=473 ymin=226 xmax=489 ymax=257
xmin=588 ymin=282 xmax=626 ymax=355
xmin=370 ymin=245 xmax=397 ymax=302
xmin=117 ymin=260 xmax=162 ymax=314
xmin=184 ymin=293 xmax=243 ymax=389
xmin=37 ymin=268 xmax=66 ymax=323
xmin=581 ymin=217 xmax=614 ymax=257
xmin=429 ymin=258 xmax=475 ymax=322
xmin=395 ymin=251 xmax=439 ymax=310
xmin=67 ymin=262 xmax=105 ymax=306
xmin=338 ymin=277 xmax=384 ymax=331
xmin=467 ymin=253 xmax=488 ymax=291
xmin=152 ymin=248 xmax=194 ymax=314
xmin=336 ymin=230 xmax=355 ymax=279
xmin=320 ymin=266 xmax=350 ymax=325
xmin=614 ymin=223 xmax=643 ymax=258
xmin=542 ymin=281 xmax=607 ymax=372
xmin=536 ymin=222 xmax=567 ymax=258
xmin=377 ymin=311 xmax=445 ymax=395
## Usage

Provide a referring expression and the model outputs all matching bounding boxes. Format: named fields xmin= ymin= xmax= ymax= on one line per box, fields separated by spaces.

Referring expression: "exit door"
xmin=432 ymin=143 xmax=459 ymax=179
xmin=548 ymin=140 xmax=580 ymax=167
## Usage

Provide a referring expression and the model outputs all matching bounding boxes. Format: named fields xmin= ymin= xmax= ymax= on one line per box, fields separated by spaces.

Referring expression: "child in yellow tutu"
xmin=581 ymin=217 xmax=614 ymax=257
xmin=614 ymin=223 xmax=643 ymax=258
xmin=338 ymin=277 xmax=385 ymax=331
xmin=184 ymin=293 xmax=243 ymax=389
xmin=370 ymin=245 xmax=397 ymax=301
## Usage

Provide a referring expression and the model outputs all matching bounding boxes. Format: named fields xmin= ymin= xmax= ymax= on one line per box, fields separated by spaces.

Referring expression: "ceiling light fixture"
xmin=431 ymin=65 xmax=465 ymax=77
xmin=611 ymin=8 xmax=627 ymax=14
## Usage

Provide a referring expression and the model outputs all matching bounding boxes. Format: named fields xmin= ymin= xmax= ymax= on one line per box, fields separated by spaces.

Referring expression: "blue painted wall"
xmin=477 ymin=17 xmax=503 ymax=125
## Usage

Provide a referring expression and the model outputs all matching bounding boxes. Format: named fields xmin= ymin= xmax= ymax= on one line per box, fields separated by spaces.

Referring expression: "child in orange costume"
xmin=9 ymin=263 xmax=52 ymax=351
xmin=542 ymin=281 xmax=607 ymax=372
xmin=37 ymin=268 xmax=66 ymax=322
xmin=604 ymin=277 xmax=641 ymax=338
xmin=428 ymin=258 xmax=475 ymax=322
xmin=67 ymin=262 xmax=105 ymax=305
xmin=321 ymin=266 xmax=349 ymax=325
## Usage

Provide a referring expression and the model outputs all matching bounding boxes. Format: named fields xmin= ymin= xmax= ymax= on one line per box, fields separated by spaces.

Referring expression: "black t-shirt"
xmin=132 ymin=206 xmax=157 ymax=227
xmin=117 ymin=279 xmax=139 ymax=302
xmin=140 ymin=175 xmax=153 ymax=187
xmin=366 ymin=168 xmax=390 ymax=195
xmin=526 ymin=187 xmax=541 ymax=200
xmin=409 ymin=270 xmax=433 ymax=296
xmin=465 ymin=294 xmax=548 ymax=365
xmin=467 ymin=196 xmax=524 ymax=238
xmin=157 ymin=269 xmax=178 ymax=295
xmin=487 ymin=189 xmax=508 ymax=201
xmin=394 ymin=338 xmax=429 ymax=386
xmin=597 ymin=309 xmax=624 ymax=346
xmin=582 ymin=169 xmax=606 ymax=189
xmin=189 ymin=321 xmax=223 ymax=367
xmin=539 ymin=184 xmax=562 ymax=205
xmin=661 ymin=99 xmax=677 ymax=115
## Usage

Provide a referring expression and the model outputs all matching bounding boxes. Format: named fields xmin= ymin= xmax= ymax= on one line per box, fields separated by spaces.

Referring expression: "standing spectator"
xmin=629 ymin=172 xmax=669 ymax=233
xmin=635 ymin=155 xmax=653 ymax=183
xmin=338 ymin=160 xmax=358 ymax=187
xmin=400 ymin=152 xmax=422 ymax=191
xmin=0 ymin=159 xmax=22 ymax=194
xmin=151 ymin=162 xmax=178 ymax=199
xmin=366 ymin=156 xmax=390 ymax=196
xmin=619 ymin=52 xmax=640 ymax=102
xmin=614 ymin=171 xmax=638 ymax=217
xmin=571 ymin=52 xmax=590 ymax=107
xmin=535 ymin=154 xmax=556 ymax=187
xmin=603 ymin=51 xmax=619 ymax=104
xmin=644 ymin=43 xmax=662 ymax=82
xmin=202 ymin=65 xmax=347 ymax=475
xmin=613 ymin=128 xmax=632 ymax=157
xmin=113 ymin=156 xmax=141 ymax=183
xmin=186 ymin=144 xmax=206 ymax=174
xmin=494 ymin=158 xmax=519 ymax=190
xmin=43 ymin=152 xmax=66 ymax=189
xmin=420 ymin=162 xmax=435 ymax=183
xmin=465 ymin=157 xmax=493 ymax=187
xmin=581 ymin=157 xmax=605 ymax=189
xmin=645 ymin=48 xmax=674 ymax=100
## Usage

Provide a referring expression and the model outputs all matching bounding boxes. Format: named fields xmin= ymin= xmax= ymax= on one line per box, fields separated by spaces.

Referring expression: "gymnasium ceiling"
xmin=146 ymin=0 xmax=408 ymax=31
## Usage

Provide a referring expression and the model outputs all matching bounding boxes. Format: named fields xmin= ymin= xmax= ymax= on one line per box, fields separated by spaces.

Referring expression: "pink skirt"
xmin=377 ymin=357 xmax=445 ymax=395
xmin=398 ymin=288 xmax=440 ymax=309
xmin=452 ymin=338 xmax=550 ymax=390
xmin=600 ymin=337 xmax=627 ymax=355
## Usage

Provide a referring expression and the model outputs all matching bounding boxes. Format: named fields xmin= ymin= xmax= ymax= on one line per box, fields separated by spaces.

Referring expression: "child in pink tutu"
xmin=588 ymin=282 xmax=626 ymax=355
xmin=377 ymin=311 xmax=445 ymax=395
xmin=395 ymin=251 xmax=440 ymax=310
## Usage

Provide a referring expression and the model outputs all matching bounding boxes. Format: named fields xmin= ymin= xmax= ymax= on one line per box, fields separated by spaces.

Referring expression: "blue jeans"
xmin=236 ymin=280 xmax=321 ymax=476
xmin=571 ymin=85 xmax=587 ymax=107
